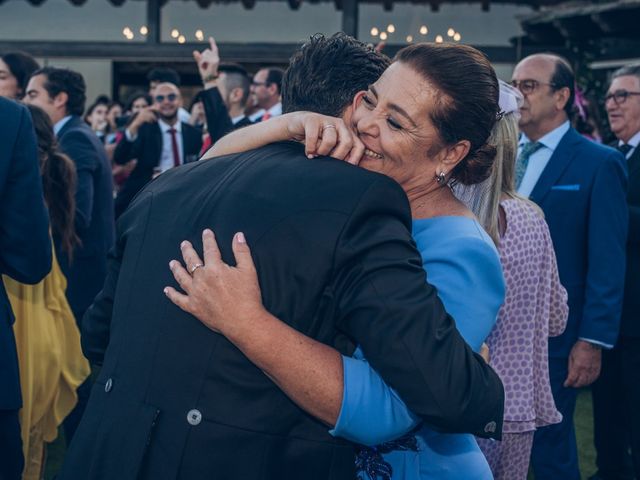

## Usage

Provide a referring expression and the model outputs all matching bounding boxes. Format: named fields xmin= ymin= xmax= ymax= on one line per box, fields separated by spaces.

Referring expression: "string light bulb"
xmin=419 ymin=25 xmax=428 ymax=35
xmin=453 ymin=32 xmax=461 ymax=41
xmin=178 ymin=35 xmax=186 ymax=44
xmin=387 ymin=24 xmax=395 ymax=33
xmin=195 ymin=29 xmax=204 ymax=41
xmin=171 ymin=29 xmax=180 ymax=39
xmin=406 ymin=35 xmax=413 ymax=42
xmin=379 ymin=32 xmax=388 ymax=41
xmin=435 ymin=35 xmax=443 ymax=43
xmin=371 ymin=27 xmax=379 ymax=36
xmin=447 ymin=28 xmax=455 ymax=37
xmin=140 ymin=26 xmax=148 ymax=35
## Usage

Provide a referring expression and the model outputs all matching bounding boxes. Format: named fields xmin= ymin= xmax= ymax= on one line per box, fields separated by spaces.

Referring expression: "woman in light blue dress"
xmin=166 ymin=42 xmax=505 ymax=479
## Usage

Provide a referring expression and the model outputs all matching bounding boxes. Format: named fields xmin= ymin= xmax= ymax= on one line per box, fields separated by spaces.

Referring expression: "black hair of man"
xmin=146 ymin=67 xmax=181 ymax=87
xmin=31 ymin=66 xmax=86 ymax=117
xmin=282 ymin=33 xmax=390 ymax=118
xmin=548 ymin=55 xmax=575 ymax=117
xmin=264 ymin=68 xmax=284 ymax=94
xmin=219 ymin=63 xmax=251 ymax=105
xmin=1 ymin=51 xmax=39 ymax=98
xmin=612 ymin=63 xmax=640 ymax=82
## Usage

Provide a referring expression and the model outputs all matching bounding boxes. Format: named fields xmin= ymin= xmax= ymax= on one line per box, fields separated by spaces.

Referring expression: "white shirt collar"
xmin=619 ymin=130 xmax=640 ymax=149
xmin=519 ymin=120 xmax=570 ymax=152
xmin=267 ymin=102 xmax=282 ymax=117
xmin=231 ymin=114 xmax=246 ymax=125
xmin=53 ymin=115 xmax=73 ymax=136
xmin=158 ymin=118 xmax=181 ymax=134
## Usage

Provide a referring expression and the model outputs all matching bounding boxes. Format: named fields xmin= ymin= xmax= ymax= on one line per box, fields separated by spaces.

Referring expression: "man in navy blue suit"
xmin=24 ymin=67 xmax=115 ymax=442
xmin=0 ymin=97 xmax=52 ymax=480
xmin=511 ymin=54 xmax=628 ymax=479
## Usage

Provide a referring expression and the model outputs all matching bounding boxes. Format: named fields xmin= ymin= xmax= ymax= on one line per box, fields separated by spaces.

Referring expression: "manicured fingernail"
xmin=169 ymin=260 xmax=176 ymax=269
xmin=163 ymin=287 xmax=169 ymax=295
xmin=181 ymin=241 xmax=188 ymax=248
xmin=236 ymin=232 xmax=246 ymax=244
xmin=204 ymin=229 xmax=213 ymax=236
xmin=307 ymin=154 xmax=314 ymax=159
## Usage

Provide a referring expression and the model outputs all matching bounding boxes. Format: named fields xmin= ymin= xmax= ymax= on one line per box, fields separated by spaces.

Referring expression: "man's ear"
xmin=556 ymin=87 xmax=571 ymax=112
xmin=229 ymin=87 xmax=243 ymax=104
xmin=52 ymin=91 xmax=68 ymax=113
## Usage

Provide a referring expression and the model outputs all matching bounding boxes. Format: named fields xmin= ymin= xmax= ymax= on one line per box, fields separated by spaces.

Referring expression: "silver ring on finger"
xmin=322 ymin=124 xmax=336 ymax=131
xmin=189 ymin=263 xmax=205 ymax=275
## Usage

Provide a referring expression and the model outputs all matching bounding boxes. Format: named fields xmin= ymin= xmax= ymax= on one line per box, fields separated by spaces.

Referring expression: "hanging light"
xmin=371 ymin=27 xmax=379 ymax=36
xmin=447 ymin=28 xmax=455 ymax=37
xmin=453 ymin=32 xmax=461 ymax=41
xmin=419 ymin=25 xmax=428 ymax=35
xmin=178 ymin=35 xmax=186 ymax=44
xmin=140 ymin=25 xmax=148 ymax=35
xmin=379 ymin=32 xmax=388 ymax=41
xmin=171 ymin=29 xmax=180 ymax=39
xmin=435 ymin=35 xmax=443 ymax=43
xmin=195 ymin=29 xmax=204 ymax=41
xmin=387 ymin=24 xmax=395 ymax=33
xmin=406 ymin=35 xmax=413 ymax=42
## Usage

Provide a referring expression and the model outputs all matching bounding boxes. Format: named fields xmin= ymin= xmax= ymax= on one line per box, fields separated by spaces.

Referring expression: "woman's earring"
xmin=436 ymin=171 xmax=447 ymax=186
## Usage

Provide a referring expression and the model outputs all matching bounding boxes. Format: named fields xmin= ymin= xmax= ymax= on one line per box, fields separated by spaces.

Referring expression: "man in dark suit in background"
xmin=0 ymin=97 xmax=52 ymax=480
xmin=59 ymin=34 xmax=504 ymax=480
xmin=193 ymin=38 xmax=253 ymax=147
xmin=511 ymin=54 xmax=628 ymax=480
xmin=591 ymin=64 xmax=640 ymax=480
xmin=24 ymin=66 xmax=115 ymax=443
xmin=113 ymin=82 xmax=202 ymax=217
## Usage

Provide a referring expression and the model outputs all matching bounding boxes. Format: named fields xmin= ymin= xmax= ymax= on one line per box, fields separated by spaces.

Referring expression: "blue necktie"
xmin=515 ymin=141 xmax=544 ymax=189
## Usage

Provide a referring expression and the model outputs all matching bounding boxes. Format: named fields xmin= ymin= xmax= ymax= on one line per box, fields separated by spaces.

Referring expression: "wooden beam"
xmin=146 ymin=0 xmax=161 ymax=44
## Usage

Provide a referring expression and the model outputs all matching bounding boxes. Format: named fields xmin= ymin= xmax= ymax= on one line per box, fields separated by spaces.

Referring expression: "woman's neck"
xmin=409 ymin=185 xmax=473 ymax=220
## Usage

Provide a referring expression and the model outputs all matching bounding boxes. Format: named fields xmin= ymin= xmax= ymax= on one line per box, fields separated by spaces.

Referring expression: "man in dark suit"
xmin=59 ymin=34 xmax=504 ymax=480
xmin=511 ymin=54 xmax=628 ymax=480
xmin=193 ymin=38 xmax=253 ymax=146
xmin=0 ymin=97 xmax=52 ymax=480
xmin=591 ymin=64 xmax=640 ymax=480
xmin=24 ymin=66 xmax=116 ymax=442
xmin=113 ymin=81 xmax=202 ymax=217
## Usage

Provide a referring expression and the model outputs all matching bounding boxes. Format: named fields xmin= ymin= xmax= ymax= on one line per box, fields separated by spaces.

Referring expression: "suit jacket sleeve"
xmin=0 ymin=104 xmax=51 ymax=284
xmin=579 ymin=151 xmax=628 ymax=345
xmin=332 ymin=177 xmax=504 ymax=439
xmin=113 ymin=127 xmax=143 ymax=166
xmin=60 ymin=130 xmax=99 ymax=232
xmin=201 ymin=87 xmax=234 ymax=145
xmin=629 ymin=204 xmax=640 ymax=244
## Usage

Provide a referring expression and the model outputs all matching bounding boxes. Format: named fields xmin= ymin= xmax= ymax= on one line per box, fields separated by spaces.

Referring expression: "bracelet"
xmin=202 ymin=73 xmax=219 ymax=83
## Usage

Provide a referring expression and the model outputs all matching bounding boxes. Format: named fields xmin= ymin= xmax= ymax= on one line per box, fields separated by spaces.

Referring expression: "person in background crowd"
xmin=460 ymin=81 xmax=569 ymax=480
xmin=0 ymin=51 xmax=39 ymax=99
xmin=125 ymin=90 xmax=152 ymax=115
xmin=511 ymin=54 xmax=628 ymax=480
xmin=113 ymin=81 xmax=202 ymax=217
xmin=250 ymin=66 xmax=283 ymax=121
xmin=146 ymin=66 xmax=190 ymax=123
xmin=188 ymin=96 xmax=206 ymax=128
xmin=0 ymin=97 xmax=52 ymax=480
xmin=192 ymin=38 xmax=253 ymax=152
xmin=591 ymin=63 xmax=640 ymax=480
xmin=24 ymin=66 xmax=115 ymax=444
xmin=4 ymin=104 xmax=90 ymax=480
xmin=84 ymin=100 xmax=109 ymax=142
xmin=105 ymin=101 xmax=123 ymax=143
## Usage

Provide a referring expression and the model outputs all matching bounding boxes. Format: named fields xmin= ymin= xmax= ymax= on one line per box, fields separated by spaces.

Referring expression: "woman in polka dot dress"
xmin=458 ymin=81 xmax=569 ymax=480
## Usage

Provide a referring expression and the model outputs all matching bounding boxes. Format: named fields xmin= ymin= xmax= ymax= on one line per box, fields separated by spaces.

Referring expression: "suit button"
xmin=104 ymin=378 xmax=113 ymax=393
xmin=484 ymin=421 xmax=497 ymax=434
xmin=187 ymin=409 xmax=202 ymax=426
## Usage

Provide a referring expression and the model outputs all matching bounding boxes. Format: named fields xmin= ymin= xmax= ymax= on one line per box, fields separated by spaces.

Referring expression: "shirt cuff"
xmin=125 ymin=128 xmax=137 ymax=142
xmin=578 ymin=337 xmax=614 ymax=350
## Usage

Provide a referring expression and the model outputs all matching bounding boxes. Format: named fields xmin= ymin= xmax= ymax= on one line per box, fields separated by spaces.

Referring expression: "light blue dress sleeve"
xmin=330 ymin=228 xmax=504 ymax=445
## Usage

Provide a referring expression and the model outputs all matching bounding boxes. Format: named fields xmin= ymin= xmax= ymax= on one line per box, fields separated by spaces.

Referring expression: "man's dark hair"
xmin=282 ymin=33 xmax=390 ymax=117
xmin=146 ymin=67 xmax=181 ymax=87
xmin=1 ymin=51 xmax=39 ymax=99
xmin=219 ymin=63 xmax=251 ymax=105
xmin=264 ymin=68 xmax=284 ymax=94
xmin=549 ymin=55 xmax=575 ymax=117
xmin=612 ymin=63 xmax=640 ymax=82
xmin=32 ymin=66 xmax=86 ymax=117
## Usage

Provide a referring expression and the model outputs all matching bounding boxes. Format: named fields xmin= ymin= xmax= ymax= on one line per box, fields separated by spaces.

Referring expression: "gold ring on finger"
xmin=189 ymin=263 xmax=205 ymax=275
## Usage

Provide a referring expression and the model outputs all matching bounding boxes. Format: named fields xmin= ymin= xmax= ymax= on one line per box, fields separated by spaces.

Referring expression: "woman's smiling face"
xmin=350 ymin=61 xmax=447 ymax=193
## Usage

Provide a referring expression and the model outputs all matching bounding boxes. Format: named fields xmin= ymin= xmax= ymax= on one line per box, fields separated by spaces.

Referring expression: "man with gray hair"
xmin=591 ymin=63 xmax=640 ymax=480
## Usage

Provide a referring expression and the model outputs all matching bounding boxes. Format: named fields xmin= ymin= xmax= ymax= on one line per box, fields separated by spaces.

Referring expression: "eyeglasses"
xmin=510 ymin=79 xmax=558 ymax=95
xmin=604 ymin=90 xmax=640 ymax=106
xmin=154 ymin=93 xmax=178 ymax=103
xmin=251 ymin=81 xmax=269 ymax=87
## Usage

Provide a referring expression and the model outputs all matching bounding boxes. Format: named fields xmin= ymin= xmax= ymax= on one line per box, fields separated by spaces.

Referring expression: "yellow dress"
xmin=3 ymin=245 xmax=90 ymax=480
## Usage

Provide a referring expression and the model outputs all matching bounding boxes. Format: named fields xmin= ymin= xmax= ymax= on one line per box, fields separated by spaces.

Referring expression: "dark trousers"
xmin=531 ymin=356 xmax=581 ymax=479
xmin=0 ymin=409 xmax=24 ymax=480
xmin=592 ymin=336 xmax=640 ymax=480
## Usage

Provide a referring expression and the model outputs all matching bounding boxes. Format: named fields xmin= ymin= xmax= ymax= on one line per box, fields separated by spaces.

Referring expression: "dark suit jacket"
xmin=113 ymin=121 xmax=202 ymax=217
xmin=200 ymin=86 xmax=253 ymax=147
xmin=621 ymin=142 xmax=640 ymax=337
xmin=0 ymin=98 xmax=51 ymax=409
xmin=529 ymin=128 xmax=628 ymax=357
xmin=57 ymin=115 xmax=115 ymax=321
xmin=61 ymin=143 xmax=504 ymax=480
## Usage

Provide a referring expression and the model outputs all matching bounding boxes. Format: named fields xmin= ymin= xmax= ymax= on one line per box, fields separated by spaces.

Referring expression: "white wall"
xmin=38 ymin=58 xmax=113 ymax=106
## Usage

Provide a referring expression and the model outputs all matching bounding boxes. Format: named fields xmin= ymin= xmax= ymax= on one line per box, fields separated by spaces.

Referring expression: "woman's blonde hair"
xmin=455 ymin=111 xmax=541 ymax=245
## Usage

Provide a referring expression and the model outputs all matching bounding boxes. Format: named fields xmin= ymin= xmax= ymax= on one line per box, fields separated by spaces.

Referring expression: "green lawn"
xmin=45 ymin=389 xmax=598 ymax=479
